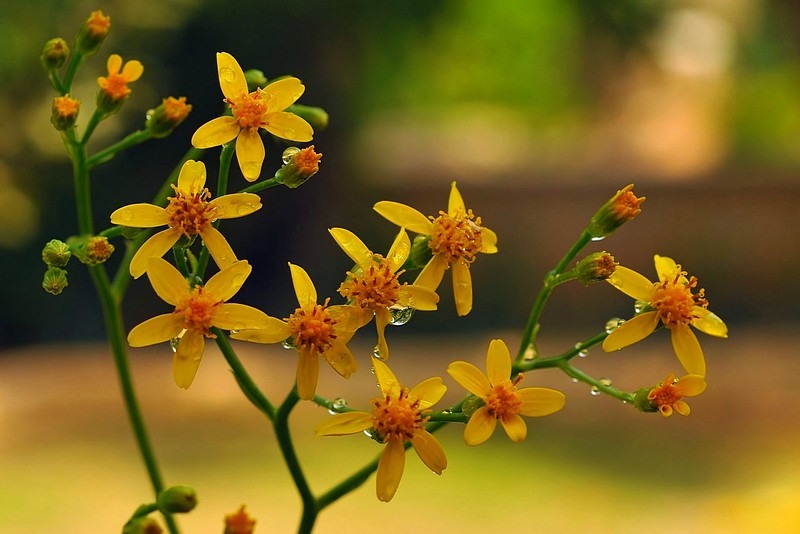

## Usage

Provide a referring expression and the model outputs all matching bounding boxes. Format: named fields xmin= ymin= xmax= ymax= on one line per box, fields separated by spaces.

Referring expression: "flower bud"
xmin=122 ymin=517 xmax=163 ymax=534
xmin=287 ymin=104 xmax=329 ymax=131
xmin=157 ymin=485 xmax=197 ymax=514
xmin=72 ymin=235 xmax=115 ymax=265
xmin=51 ymin=95 xmax=81 ymax=131
xmin=224 ymin=505 xmax=256 ymax=534
xmin=145 ymin=96 xmax=192 ymax=138
xmin=244 ymin=69 xmax=268 ymax=91
xmin=409 ymin=234 xmax=433 ymax=270
xmin=275 ymin=146 xmax=322 ymax=188
xmin=588 ymin=184 xmax=645 ymax=239
xmin=41 ymin=38 xmax=70 ymax=70
xmin=42 ymin=267 xmax=69 ymax=295
xmin=575 ymin=251 xmax=617 ymax=286
xmin=75 ymin=10 xmax=111 ymax=56
xmin=632 ymin=387 xmax=658 ymax=413
xmin=461 ymin=394 xmax=485 ymax=418
xmin=42 ymin=239 xmax=72 ymax=267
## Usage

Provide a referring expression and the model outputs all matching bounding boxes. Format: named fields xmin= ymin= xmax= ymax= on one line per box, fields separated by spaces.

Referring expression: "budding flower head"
xmin=42 ymin=267 xmax=68 ymax=295
xmin=157 ymin=485 xmax=198 ymax=514
xmin=588 ymin=184 xmax=645 ymax=239
xmin=51 ymin=95 xmax=80 ymax=131
xmin=41 ymin=38 xmax=70 ymax=70
xmin=75 ymin=10 xmax=111 ymax=56
xmin=287 ymin=104 xmax=329 ymax=132
xmin=575 ymin=251 xmax=617 ymax=285
xmin=146 ymin=96 xmax=192 ymax=138
xmin=461 ymin=393 xmax=485 ymax=418
xmin=71 ymin=235 xmax=114 ymax=265
xmin=224 ymin=505 xmax=256 ymax=534
xmin=244 ymin=69 xmax=268 ymax=91
xmin=42 ymin=239 xmax=72 ymax=267
xmin=96 ymin=54 xmax=144 ymax=115
xmin=122 ymin=517 xmax=163 ymax=534
xmin=275 ymin=146 xmax=322 ymax=188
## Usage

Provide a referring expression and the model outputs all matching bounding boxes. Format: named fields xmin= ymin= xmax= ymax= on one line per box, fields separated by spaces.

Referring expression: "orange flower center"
xmin=371 ymin=388 xmax=426 ymax=441
xmin=611 ymin=186 xmax=645 ymax=222
xmin=228 ymin=90 xmax=268 ymax=130
xmin=652 ymin=268 xmax=708 ymax=327
xmin=166 ymin=184 xmax=216 ymax=238
xmin=428 ymin=210 xmax=484 ymax=265
xmin=286 ymin=300 xmax=337 ymax=353
xmin=338 ymin=255 xmax=403 ymax=309
xmin=485 ymin=375 xmax=523 ymax=418
xmin=54 ymin=95 xmax=80 ymax=118
xmin=294 ymin=146 xmax=322 ymax=175
xmin=86 ymin=10 xmax=111 ymax=37
xmin=174 ymin=286 xmax=222 ymax=336
xmin=99 ymin=73 xmax=132 ymax=101
xmin=164 ymin=96 xmax=192 ymax=121
xmin=647 ymin=375 xmax=681 ymax=412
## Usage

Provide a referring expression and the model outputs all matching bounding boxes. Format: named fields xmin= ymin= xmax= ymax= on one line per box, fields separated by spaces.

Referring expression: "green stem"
xmin=81 ymin=108 xmax=106 ymax=145
xmin=48 ymin=70 xmax=66 ymax=95
xmin=556 ymin=360 xmax=634 ymax=403
xmin=239 ymin=176 xmax=281 ymax=194
xmin=61 ymin=49 xmax=85 ymax=93
xmin=515 ymin=330 xmax=608 ymax=372
xmin=87 ymin=129 xmax=154 ymax=168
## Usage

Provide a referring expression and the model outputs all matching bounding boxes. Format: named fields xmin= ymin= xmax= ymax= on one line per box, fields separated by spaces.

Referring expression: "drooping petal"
xmin=288 ymin=263 xmax=317 ymax=307
xmin=205 ymin=260 xmax=251 ymax=301
xmin=447 ymin=181 xmax=466 ymax=217
xmin=235 ymin=127 xmax=265 ymax=182
xmin=191 ymin=116 xmax=240 ymax=149
xmin=328 ymin=227 xmax=372 ymax=270
xmin=213 ymin=303 xmax=270 ymax=331
xmin=372 ymin=357 xmax=400 ymax=397
xmin=209 ymin=192 xmax=262 ymax=220
xmin=173 ymin=329 xmax=204 ymax=389
xmin=216 ymin=52 xmax=248 ymax=100
xmin=676 ymin=374 xmax=707 ymax=397
xmin=296 ymin=346 xmax=319 ymax=400
xmin=452 ymin=260 xmax=473 ymax=316
xmin=127 ymin=314 xmax=183 ymax=347
xmin=480 ymin=226 xmax=498 ymax=254
xmin=411 ymin=430 xmax=447 ymax=475
xmin=673 ymin=400 xmax=691 ymax=416
xmin=110 ymin=203 xmax=169 ymax=227
xmin=486 ymin=339 xmax=512 ymax=386
xmin=200 ymin=226 xmax=238 ymax=271
xmin=386 ymin=227 xmax=411 ymax=273
xmin=692 ymin=308 xmax=728 ymax=338
xmin=176 ymin=159 xmax=207 ymax=194
xmin=671 ymin=324 xmax=706 ymax=376
xmin=602 ymin=311 xmax=659 ymax=352
xmin=606 ymin=266 xmax=655 ymax=302
xmin=409 ymin=377 xmax=447 ymax=408
xmin=120 ymin=60 xmax=144 ymax=82
xmin=446 ymin=361 xmax=490 ymax=398
xmin=463 ymin=406 xmax=496 ymax=446
xmin=229 ymin=318 xmax=292 ymax=344
xmin=129 ymin=229 xmax=179 ymax=279
xmin=376 ymin=438 xmax=405 ymax=502
xmin=262 ymin=112 xmax=314 ymax=142
xmin=315 ymin=411 xmax=373 ymax=436
xmin=400 ymin=284 xmax=439 ymax=311
xmin=263 ymin=77 xmax=305 ymax=112
xmin=145 ymin=257 xmax=189 ymax=306
xmin=374 ymin=307 xmax=391 ymax=360
xmin=654 ymin=255 xmax=679 ymax=282
xmin=500 ymin=413 xmax=528 ymax=442
xmin=373 ymin=201 xmax=434 ymax=235
xmin=414 ymin=254 xmax=448 ymax=291
xmin=322 ymin=341 xmax=358 ymax=379
xmin=517 ymin=387 xmax=566 ymax=417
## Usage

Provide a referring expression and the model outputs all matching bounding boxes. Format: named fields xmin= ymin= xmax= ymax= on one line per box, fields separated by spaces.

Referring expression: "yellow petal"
xmin=411 ymin=430 xmax=447 ymax=475
xmin=263 ymin=77 xmax=305 ymax=112
xmin=386 ymin=227 xmax=411 ymax=272
xmin=452 ymin=260 xmax=472 ymax=316
xmin=315 ymin=411 xmax=373 ymax=436
xmin=654 ymin=254 xmax=679 ymax=282
xmin=176 ymin=160 xmax=206 ymax=194
xmin=500 ymin=413 xmax=528 ymax=442
xmin=372 ymin=357 xmax=400 ymax=398
xmin=327 ymin=304 xmax=373 ymax=331
xmin=229 ymin=318 xmax=292 ymax=344
xmin=200 ymin=226 xmax=238 ymax=271
xmin=692 ymin=307 xmax=728 ymax=338
xmin=676 ymin=374 xmax=707 ymax=397
xmin=263 ymin=111 xmax=314 ymax=142
xmin=376 ymin=438 xmax=405 ymax=502
xmin=191 ymin=116 xmax=240 ymax=149
xmin=204 ymin=260 xmax=251 ymax=301
xmin=289 ymin=263 xmax=317 ymax=307
xmin=671 ymin=324 xmax=706 ymax=376
xmin=446 ymin=361 xmax=490 ymax=398
xmin=414 ymin=254 xmax=448 ymax=291
xmin=129 ymin=229 xmax=179 ymax=279
xmin=173 ymin=329 xmax=204 ymax=389
xmin=121 ymin=60 xmax=144 ymax=82
xmin=486 ymin=339 xmax=511 ymax=386
xmin=673 ymin=400 xmax=691 ymax=416
xmin=296 ymin=346 xmax=319 ymax=400
xmin=145 ymin=257 xmax=189 ymax=306
xmin=322 ymin=341 xmax=357 ymax=379
xmin=480 ymin=226 xmax=498 ymax=254
xmin=374 ymin=307 xmax=391 ymax=360
xmin=400 ymin=284 xmax=439 ymax=311
xmin=517 ymin=387 xmax=566 ymax=417
xmin=463 ymin=406 xmax=496 ymax=446
xmin=328 ymin=227 xmax=371 ymax=270
xmin=235 ymin=127 xmax=265 ymax=182
xmin=373 ymin=201 xmax=434 ymax=235
xmin=216 ymin=52 xmax=248 ymax=100
xmin=447 ymin=181 xmax=466 ymax=216
xmin=606 ymin=266 xmax=655 ymax=302
xmin=209 ymin=192 xmax=262 ymax=220
xmin=602 ymin=311 xmax=658 ymax=352
xmin=409 ymin=376 xmax=447 ymax=408
xmin=659 ymin=405 xmax=674 ymax=417
xmin=107 ymin=54 xmax=122 ymax=74
xmin=127 ymin=314 xmax=183 ymax=347
xmin=213 ymin=303 xmax=269 ymax=331
xmin=110 ymin=203 xmax=168 ymax=227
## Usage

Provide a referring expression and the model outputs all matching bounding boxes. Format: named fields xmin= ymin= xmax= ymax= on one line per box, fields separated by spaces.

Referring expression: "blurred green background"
xmin=1 ymin=0 xmax=799 ymax=532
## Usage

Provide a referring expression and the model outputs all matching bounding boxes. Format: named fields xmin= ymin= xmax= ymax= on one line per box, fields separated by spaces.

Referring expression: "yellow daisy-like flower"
xmin=373 ymin=181 xmax=497 ymax=316
xmin=97 ymin=54 xmax=143 ymax=102
xmin=191 ymin=52 xmax=314 ymax=182
xmin=329 ymin=227 xmax=439 ymax=359
xmin=647 ymin=373 xmax=706 ymax=417
xmin=603 ymin=255 xmax=728 ymax=377
xmin=110 ymin=160 xmax=262 ymax=279
xmin=128 ymin=258 xmax=270 ymax=389
xmin=447 ymin=339 xmax=565 ymax=445
xmin=316 ymin=357 xmax=447 ymax=502
xmin=231 ymin=263 xmax=369 ymax=400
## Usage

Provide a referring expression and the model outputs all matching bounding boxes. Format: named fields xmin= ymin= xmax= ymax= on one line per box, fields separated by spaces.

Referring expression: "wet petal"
xmin=693 ymin=308 xmax=728 ymax=338
xmin=602 ymin=311 xmax=658 ymax=352
xmin=374 ymin=307 xmax=391 ymax=360
xmin=480 ymin=226 xmax=498 ymax=254
xmin=517 ymin=387 xmax=566 ymax=417
xmin=263 ymin=111 xmax=314 ymax=142
xmin=372 ymin=357 xmax=400 ymax=397
xmin=213 ymin=303 xmax=269 ymax=331
xmin=607 ymin=266 xmax=655 ymax=302
xmin=264 ymin=77 xmax=305 ymax=112
xmin=216 ymin=52 xmax=248 ymax=100
xmin=386 ymin=227 xmax=411 ymax=272
xmin=145 ymin=257 xmax=189 ymax=306
xmin=176 ymin=160 xmax=207 ymax=194
xmin=452 ymin=260 xmax=472 ymax=316
xmin=373 ymin=201 xmax=434 ymax=235
xmin=671 ymin=324 xmax=706 ymax=376
xmin=110 ymin=203 xmax=168 ymax=228
xmin=209 ymin=192 xmax=262 ymax=220
xmin=446 ymin=361 xmax=490 ymax=398
xmin=205 ymin=260 xmax=251 ymax=301
xmin=500 ymin=413 xmax=528 ymax=442
xmin=411 ymin=430 xmax=447 ymax=475
xmin=329 ymin=227 xmax=371 ymax=270
xmin=173 ymin=329 xmax=204 ymax=389
xmin=447 ymin=181 xmax=465 ymax=216
xmin=376 ymin=438 xmax=405 ymax=502
xmin=315 ymin=411 xmax=373 ymax=436
xmin=229 ymin=318 xmax=292 ymax=344
xmin=235 ymin=128 xmax=265 ymax=182
xmin=296 ymin=346 xmax=319 ymax=400
xmin=129 ymin=229 xmax=179 ymax=279
xmin=327 ymin=304 xmax=373 ymax=331
xmin=191 ymin=116 xmax=240 ymax=149
xmin=128 ymin=314 xmax=183 ymax=347
xmin=463 ymin=406 xmax=496 ymax=446
xmin=288 ymin=263 xmax=317 ymax=307
xmin=409 ymin=377 xmax=446 ymax=408
xmin=654 ymin=254 xmax=679 ymax=282
xmin=676 ymin=374 xmax=707 ymax=397
xmin=486 ymin=339 xmax=512 ymax=386
xmin=322 ymin=341 xmax=357 ymax=379
xmin=400 ymin=284 xmax=439 ymax=311
xmin=200 ymin=226 xmax=238 ymax=271
xmin=415 ymin=254 xmax=448 ymax=292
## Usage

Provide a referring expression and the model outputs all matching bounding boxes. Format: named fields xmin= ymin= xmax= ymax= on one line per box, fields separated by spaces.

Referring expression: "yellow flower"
xmin=603 ymin=255 xmax=728 ymax=376
xmin=373 ymin=181 xmax=497 ymax=316
xmin=447 ymin=339 xmax=565 ymax=445
xmin=329 ymin=226 xmax=439 ymax=359
xmin=110 ymin=160 xmax=262 ymax=278
xmin=128 ymin=258 xmax=270 ymax=389
xmin=191 ymin=52 xmax=314 ymax=182
xmin=97 ymin=54 xmax=143 ymax=102
xmin=647 ymin=373 xmax=706 ymax=417
xmin=231 ymin=263 xmax=369 ymax=400
xmin=316 ymin=358 xmax=447 ymax=502
xmin=224 ymin=505 xmax=256 ymax=534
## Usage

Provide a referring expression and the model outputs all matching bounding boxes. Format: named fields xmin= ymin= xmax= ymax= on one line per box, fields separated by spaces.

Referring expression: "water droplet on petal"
xmin=220 ymin=66 xmax=237 ymax=83
xmin=282 ymin=338 xmax=297 ymax=350
xmin=283 ymin=128 xmax=296 ymax=139
xmin=237 ymin=202 xmax=255 ymax=216
xmin=233 ymin=322 xmax=246 ymax=332
xmin=634 ymin=300 xmax=649 ymax=313
xmin=232 ymin=273 xmax=246 ymax=286
xmin=282 ymin=146 xmax=301 ymax=164
xmin=605 ymin=317 xmax=625 ymax=333
xmin=120 ymin=208 xmax=133 ymax=221
xmin=242 ymin=162 xmax=260 ymax=178
xmin=169 ymin=337 xmax=180 ymax=353
xmin=389 ymin=305 xmax=414 ymax=326
xmin=372 ymin=345 xmax=386 ymax=360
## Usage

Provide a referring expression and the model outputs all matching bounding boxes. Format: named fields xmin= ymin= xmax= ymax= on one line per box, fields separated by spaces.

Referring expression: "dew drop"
xmin=233 ymin=322 xmax=246 ymax=332
xmin=372 ymin=345 xmax=386 ymax=360
xmin=220 ymin=66 xmax=237 ymax=83
xmin=120 ymin=207 xmax=133 ymax=221
xmin=590 ymin=235 xmax=606 ymax=242
xmin=232 ymin=273 xmax=246 ymax=287
xmin=522 ymin=347 xmax=537 ymax=361
xmin=242 ymin=162 xmax=260 ymax=178
xmin=282 ymin=146 xmax=301 ymax=164
xmin=283 ymin=128 xmax=296 ymax=139
xmin=388 ymin=305 xmax=414 ymax=326
xmin=605 ymin=317 xmax=625 ymax=333
xmin=574 ymin=342 xmax=589 ymax=358
xmin=599 ymin=377 xmax=613 ymax=387
xmin=282 ymin=338 xmax=297 ymax=350
xmin=328 ymin=397 xmax=348 ymax=415
xmin=633 ymin=300 xmax=648 ymax=313
xmin=590 ymin=386 xmax=601 ymax=396
xmin=237 ymin=202 xmax=255 ymax=216
xmin=571 ymin=377 xmax=579 ymax=383
xmin=169 ymin=337 xmax=180 ymax=353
